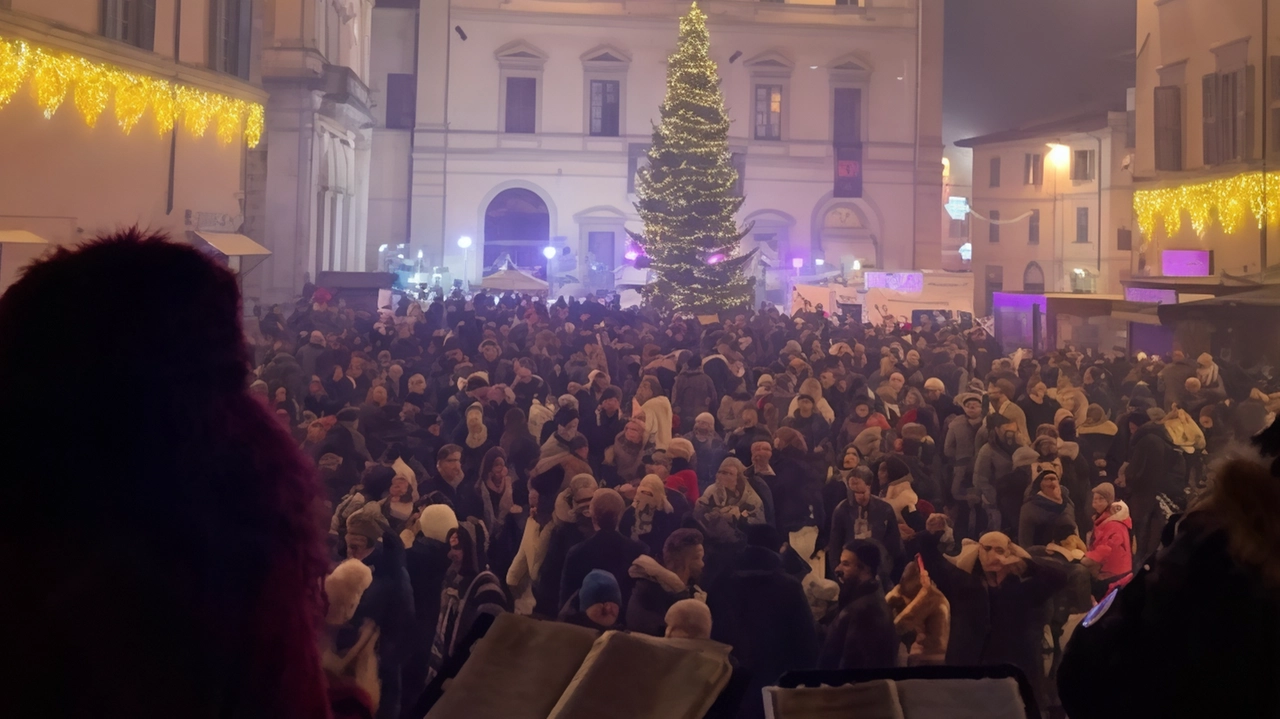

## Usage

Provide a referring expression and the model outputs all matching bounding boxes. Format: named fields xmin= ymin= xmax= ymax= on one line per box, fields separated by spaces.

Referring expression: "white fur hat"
xmin=325 ymin=559 xmax=373 ymax=626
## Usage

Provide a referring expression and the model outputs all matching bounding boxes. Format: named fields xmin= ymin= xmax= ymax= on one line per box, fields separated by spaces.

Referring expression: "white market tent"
xmin=0 ymin=230 xmax=50 ymax=293
xmin=193 ymin=231 xmax=272 ymax=276
xmin=480 ymin=266 xmax=548 ymax=292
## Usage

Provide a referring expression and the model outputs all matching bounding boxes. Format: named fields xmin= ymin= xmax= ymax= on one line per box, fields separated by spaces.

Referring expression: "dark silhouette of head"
xmin=0 ymin=228 xmax=330 ymax=717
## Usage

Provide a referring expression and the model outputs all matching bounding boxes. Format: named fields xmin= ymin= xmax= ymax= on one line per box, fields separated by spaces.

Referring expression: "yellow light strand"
xmin=1134 ymin=170 xmax=1280 ymax=239
xmin=0 ymin=33 xmax=262 ymax=147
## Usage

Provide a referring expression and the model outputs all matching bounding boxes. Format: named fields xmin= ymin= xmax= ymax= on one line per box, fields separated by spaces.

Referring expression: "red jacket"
xmin=1085 ymin=502 xmax=1133 ymax=579
xmin=665 ymin=468 xmax=700 ymax=505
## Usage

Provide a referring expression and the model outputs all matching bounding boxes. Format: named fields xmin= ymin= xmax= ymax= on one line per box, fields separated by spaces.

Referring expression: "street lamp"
xmin=543 ymin=246 xmax=557 ymax=297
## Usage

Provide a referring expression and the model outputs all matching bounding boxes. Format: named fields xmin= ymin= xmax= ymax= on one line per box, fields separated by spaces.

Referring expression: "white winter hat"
xmin=419 ymin=504 xmax=459 ymax=543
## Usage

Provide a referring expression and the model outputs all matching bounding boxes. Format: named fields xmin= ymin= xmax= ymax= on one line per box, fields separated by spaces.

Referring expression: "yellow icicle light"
xmin=0 ymin=32 xmax=264 ymax=146
xmin=112 ymin=72 xmax=150 ymax=134
xmin=150 ymin=79 xmax=177 ymax=134
xmin=1132 ymin=170 xmax=1280 ymax=239
xmin=245 ymin=102 xmax=264 ymax=148
xmin=32 ymin=50 xmax=73 ymax=118
xmin=0 ymin=38 xmax=30 ymax=108
xmin=216 ymin=98 xmax=244 ymax=145
xmin=73 ymin=59 xmax=112 ymax=128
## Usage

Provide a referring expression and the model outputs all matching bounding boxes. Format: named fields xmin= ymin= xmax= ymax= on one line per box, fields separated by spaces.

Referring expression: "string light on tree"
xmin=628 ymin=3 xmax=755 ymax=311
xmin=0 ymin=34 xmax=263 ymax=148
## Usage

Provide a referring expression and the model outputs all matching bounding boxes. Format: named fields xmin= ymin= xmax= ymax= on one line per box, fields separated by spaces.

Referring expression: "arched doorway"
xmin=484 ymin=188 xmax=550 ymax=271
xmin=1023 ymin=261 xmax=1046 ymax=293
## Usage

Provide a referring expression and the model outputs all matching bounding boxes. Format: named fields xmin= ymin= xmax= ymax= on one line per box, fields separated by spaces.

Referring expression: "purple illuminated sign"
xmin=865 ymin=271 xmax=924 ymax=293
xmin=1125 ymin=287 xmax=1178 ymax=304
xmin=992 ymin=292 xmax=1046 ymax=313
xmin=1162 ymin=250 xmax=1212 ymax=277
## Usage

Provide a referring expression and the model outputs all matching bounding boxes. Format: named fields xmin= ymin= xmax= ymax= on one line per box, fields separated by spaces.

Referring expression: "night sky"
xmin=942 ymin=0 xmax=1136 ymax=144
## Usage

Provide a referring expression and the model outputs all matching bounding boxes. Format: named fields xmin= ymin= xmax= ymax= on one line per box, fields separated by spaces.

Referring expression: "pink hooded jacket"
xmin=1085 ymin=501 xmax=1133 ymax=579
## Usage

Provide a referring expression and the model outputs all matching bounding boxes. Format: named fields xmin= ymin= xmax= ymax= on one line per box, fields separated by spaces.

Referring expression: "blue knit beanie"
xmin=580 ymin=569 xmax=621 ymax=608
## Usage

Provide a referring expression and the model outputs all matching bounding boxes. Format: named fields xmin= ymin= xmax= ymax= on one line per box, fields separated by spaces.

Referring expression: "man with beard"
xmin=420 ymin=445 xmax=482 ymax=521
xmin=974 ymin=414 xmax=1022 ymax=534
xmin=625 ymin=528 xmax=706 ymax=636
xmin=820 ymin=540 xmax=898 ymax=670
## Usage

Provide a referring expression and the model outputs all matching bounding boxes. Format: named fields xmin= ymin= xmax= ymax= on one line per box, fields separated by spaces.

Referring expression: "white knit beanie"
xmin=419 ymin=504 xmax=459 ymax=543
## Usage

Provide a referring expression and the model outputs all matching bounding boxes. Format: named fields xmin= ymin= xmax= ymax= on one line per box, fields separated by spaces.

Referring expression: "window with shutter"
xmin=1023 ymin=154 xmax=1043 ymax=185
xmin=1028 ymin=209 xmax=1040 ymax=245
xmin=101 ymin=0 xmax=155 ymax=50
xmin=1071 ymin=150 xmax=1094 ymax=181
xmin=833 ymin=88 xmax=862 ymax=146
xmin=1241 ymin=65 xmax=1256 ymax=159
xmin=1076 ymin=207 xmax=1089 ymax=243
xmin=505 ymin=77 xmax=537 ymax=133
xmin=1154 ymin=86 xmax=1183 ymax=171
xmin=385 ymin=74 xmax=416 ymax=130
xmin=210 ymin=0 xmax=250 ymax=79
xmin=1203 ymin=74 xmax=1220 ymax=165
xmin=1221 ymin=70 xmax=1240 ymax=161
xmin=989 ymin=210 xmax=1000 ymax=243
xmin=990 ymin=156 xmax=1001 ymax=187
xmin=1117 ymin=227 xmax=1132 ymax=251
xmin=589 ymin=80 xmax=620 ymax=137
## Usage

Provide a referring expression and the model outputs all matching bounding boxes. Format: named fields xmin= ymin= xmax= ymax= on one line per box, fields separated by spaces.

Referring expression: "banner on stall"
xmin=858 ymin=272 xmax=975 ymax=326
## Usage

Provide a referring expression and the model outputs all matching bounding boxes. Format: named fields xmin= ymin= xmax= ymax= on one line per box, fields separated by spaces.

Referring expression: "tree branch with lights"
xmin=629 ymin=2 xmax=755 ymax=312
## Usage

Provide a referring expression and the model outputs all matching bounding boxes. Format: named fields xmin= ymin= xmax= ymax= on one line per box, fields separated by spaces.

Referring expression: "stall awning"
xmin=194 ymin=232 xmax=271 ymax=275
xmin=0 ymin=230 xmax=50 ymax=245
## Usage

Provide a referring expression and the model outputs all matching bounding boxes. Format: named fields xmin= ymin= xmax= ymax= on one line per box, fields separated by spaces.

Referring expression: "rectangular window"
xmin=1154 ymin=85 xmax=1183 ymax=171
xmin=833 ymin=87 xmax=862 ymax=146
xmin=1076 ymin=207 xmax=1090 ymax=243
xmin=589 ymin=79 xmax=620 ymax=137
xmin=385 ymin=73 xmax=416 ymax=130
xmin=1028 ymin=209 xmax=1040 ymax=245
xmin=989 ymin=156 xmax=1001 ymax=187
xmin=1071 ymin=149 xmax=1095 ymax=181
xmin=1203 ymin=73 xmax=1220 ymax=165
xmin=989 ymin=210 xmax=1000 ymax=243
xmin=949 ymin=217 xmax=968 ymax=239
xmin=1117 ymin=227 xmax=1132 ymax=251
xmin=588 ymin=231 xmax=616 ymax=268
xmin=101 ymin=0 xmax=156 ymax=50
xmin=1271 ymin=57 xmax=1280 ymax=154
xmin=731 ymin=151 xmax=747 ymax=197
xmin=209 ymin=0 xmax=251 ymax=79
xmin=504 ymin=77 xmax=537 ymax=134
xmin=754 ymin=85 xmax=782 ymax=140
xmin=1023 ymin=153 xmax=1043 ymax=185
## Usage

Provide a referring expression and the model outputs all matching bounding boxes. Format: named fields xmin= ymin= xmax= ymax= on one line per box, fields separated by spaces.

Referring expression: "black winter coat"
xmin=1058 ymin=512 xmax=1280 ymax=719
xmin=618 ymin=506 xmax=682 ymax=559
xmin=533 ymin=521 xmax=588 ymax=617
xmin=766 ymin=450 xmax=826 ymax=535
xmin=918 ymin=532 xmax=1067 ymax=689
xmin=818 ymin=579 xmax=899 ymax=670
xmin=707 ymin=546 xmax=819 ymax=719
xmin=559 ymin=528 xmax=648 ymax=609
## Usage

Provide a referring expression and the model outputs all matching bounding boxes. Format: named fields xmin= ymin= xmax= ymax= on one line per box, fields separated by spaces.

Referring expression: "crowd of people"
xmin=259 ymin=279 xmax=1280 ymax=718
xmin=7 ymin=231 xmax=1279 ymax=719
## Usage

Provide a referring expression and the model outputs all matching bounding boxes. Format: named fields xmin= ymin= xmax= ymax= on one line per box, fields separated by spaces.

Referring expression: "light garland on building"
xmin=1133 ymin=170 xmax=1280 ymax=239
xmin=0 ymin=34 xmax=263 ymax=148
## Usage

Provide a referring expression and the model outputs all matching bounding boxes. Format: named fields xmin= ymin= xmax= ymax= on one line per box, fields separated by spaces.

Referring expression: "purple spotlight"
xmin=791 ymin=258 xmax=804 ymax=269
xmin=707 ymin=253 xmax=726 ymax=265
xmin=624 ymin=250 xmax=639 ymax=261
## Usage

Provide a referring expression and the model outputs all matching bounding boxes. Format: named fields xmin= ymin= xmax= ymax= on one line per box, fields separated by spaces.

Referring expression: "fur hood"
xmin=1100 ymin=500 xmax=1131 ymax=525
xmin=1057 ymin=441 xmax=1080 ymax=461
xmin=627 ymin=554 xmax=687 ymax=593
xmin=1078 ymin=420 xmax=1118 ymax=436
xmin=325 ymin=559 xmax=374 ymax=626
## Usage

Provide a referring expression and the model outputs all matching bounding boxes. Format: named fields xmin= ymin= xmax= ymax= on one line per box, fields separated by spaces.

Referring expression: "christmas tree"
xmin=630 ymin=2 xmax=754 ymax=311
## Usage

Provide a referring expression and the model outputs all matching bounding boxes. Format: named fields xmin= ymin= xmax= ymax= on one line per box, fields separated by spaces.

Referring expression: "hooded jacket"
xmin=624 ymin=554 xmax=700 ymax=636
xmin=672 ymin=365 xmax=718 ymax=422
xmin=1084 ymin=501 xmax=1132 ymax=579
xmin=819 ymin=579 xmax=898 ymax=670
xmin=1017 ymin=491 xmax=1078 ymax=548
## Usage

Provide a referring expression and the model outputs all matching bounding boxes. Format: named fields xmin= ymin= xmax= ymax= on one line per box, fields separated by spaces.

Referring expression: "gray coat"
xmin=672 ymin=367 xmax=718 ymax=423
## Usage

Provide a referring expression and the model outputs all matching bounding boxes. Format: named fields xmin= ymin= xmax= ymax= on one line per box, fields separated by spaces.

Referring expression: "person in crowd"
xmin=626 ymin=528 xmax=707 ymax=636
xmin=620 ymin=474 xmax=683 ymax=557
xmin=1077 ymin=403 xmax=1119 ymax=482
xmin=974 ymin=413 xmax=1021 ymax=534
xmin=706 ymin=524 xmax=819 ymax=719
xmin=1080 ymin=482 xmax=1131 ymax=597
xmin=474 ymin=447 xmax=523 ymax=582
xmin=727 ymin=406 xmax=773 ymax=461
xmin=634 ymin=374 xmax=674 ymax=449
xmin=426 ymin=520 xmax=508 ymax=692
xmin=768 ymin=427 xmax=826 ymax=574
xmin=687 ymin=411 xmax=729 ymax=491
xmin=987 ymin=379 xmax=1030 ymax=447
xmin=665 ymin=599 xmax=714 ymax=640
xmin=1059 ymin=423 xmax=1280 ymax=719
xmin=602 ymin=417 xmax=650 ymax=488
xmin=827 ymin=469 xmax=903 ymax=586
xmin=884 ymin=559 xmax=950 ymax=666
xmin=344 ymin=507 xmax=414 ymax=719
xmin=696 ymin=457 xmax=767 ymax=545
xmin=1018 ymin=381 xmax=1062 ymax=436
xmin=8 ymin=233 xmax=340 ymax=717
xmin=584 ymin=385 xmax=626 ymax=473
xmin=743 ymin=440 xmax=779 ymax=527
xmin=559 ymin=488 xmax=649 ymax=609
xmin=1123 ymin=411 xmax=1182 ymax=562
xmin=402 ymin=505 xmax=458 ymax=708
xmin=533 ymin=473 xmax=598 ymax=616
xmin=918 ymin=529 xmax=1068 ymax=705
xmin=421 ymin=444 xmax=483 ymax=521
xmin=820 ymin=540 xmax=898 ymax=670
xmin=647 ymin=445 xmax=699 ymax=512
xmin=558 ymin=569 xmax=625 ymax=631
xmin=1017 ymin=468 xmax=1078 ymax=548
xmin=673 ymin=353 xmax=719 ymax=426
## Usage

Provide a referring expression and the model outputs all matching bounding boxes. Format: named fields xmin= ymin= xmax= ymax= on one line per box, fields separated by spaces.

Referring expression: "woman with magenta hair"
xmin=0 ymin=229 xmax=332 ymax=718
